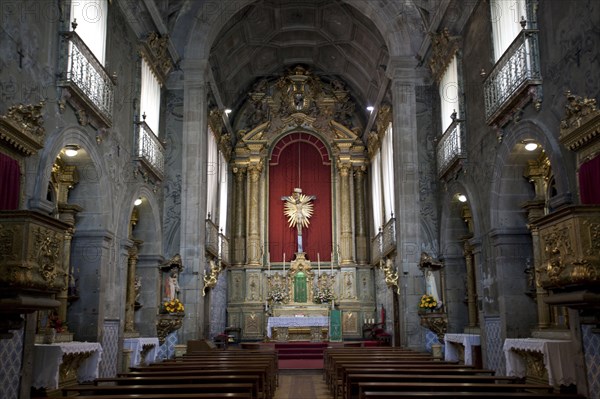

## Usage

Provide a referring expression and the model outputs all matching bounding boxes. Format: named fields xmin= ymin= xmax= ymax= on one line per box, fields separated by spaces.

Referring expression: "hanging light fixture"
xmin=134 ymin=198 xmax=143 ymax=206
xmin=457 ymin=194 xmax=467 ymax=203
xmin=64 ymin=145 xmax=79 ymax=157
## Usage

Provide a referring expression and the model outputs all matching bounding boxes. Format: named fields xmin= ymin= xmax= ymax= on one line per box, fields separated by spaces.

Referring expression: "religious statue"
xmin=165 ymin=271 xmax=180 ymax=301
xmin=281 ymin=188 xmax=315 ymax=253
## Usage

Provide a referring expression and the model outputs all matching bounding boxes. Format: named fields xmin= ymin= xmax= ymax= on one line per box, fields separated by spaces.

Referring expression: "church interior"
xmin=0 ymin=0 xmax=599 ymax=398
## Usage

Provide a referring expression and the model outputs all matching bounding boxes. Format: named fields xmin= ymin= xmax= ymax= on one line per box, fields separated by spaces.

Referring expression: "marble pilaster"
xmin=338 ymin=162 xmax=353 ymax=265
xmin=354 ymin=166 xmax=368 ymax=265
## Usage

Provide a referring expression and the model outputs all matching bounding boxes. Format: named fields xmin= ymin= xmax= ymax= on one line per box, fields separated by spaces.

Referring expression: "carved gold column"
xmin=338 ymin=161 xmax=353 ymax=265
xmin=233 ymin=167 xmax=247 ymax=265
xmin=354 ymin=165 xmax=368 ymax=264
xmin=523 ymin=159 xmax=551 ymax=329
xmin=125 ymin=240 xmax=142 ymax=333
xmin=246 ymin=161 xmax=263 ymax=266
xmin=55 ymin=162 xmax=81 ymax=331
xmin=463 ymin=241 xmax=478 ymax=328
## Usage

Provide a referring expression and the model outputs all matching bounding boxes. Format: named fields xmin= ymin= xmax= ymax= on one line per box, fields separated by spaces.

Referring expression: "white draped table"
xmin=123 ymin=337 xmax=159 ymax=367
xmin=503 ymin=338 xmax=576 ymax=387
xmin=444 ymin=333 xmax=481 ymax=366
xmin=32 ymin=341 xmax=103 ymax=389
xmin=267 ymin=316 xmax=329 ymax=338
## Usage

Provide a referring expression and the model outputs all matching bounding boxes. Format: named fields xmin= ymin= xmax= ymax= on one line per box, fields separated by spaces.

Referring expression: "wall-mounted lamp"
xmin=224 ymin=109 xmax=232 ymax=115
xmin=457 ymin=194 xmax=467 ymax=203
xmin=64 ymin=145 xmax=79 ymax=157
xmin=366 ymin=106 xmax=374 ymax=113
xmin=134 ymin=198 xmax=143 ymax=206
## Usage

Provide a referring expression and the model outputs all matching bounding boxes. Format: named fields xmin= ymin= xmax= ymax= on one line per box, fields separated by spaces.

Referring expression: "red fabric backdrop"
xmin=579 ymin=155 xmax=600 ymax=204
xmin=269 ymin=135 xmax=331 ymax=262
xmin=0 ymin=153 xmax=20 ymax=210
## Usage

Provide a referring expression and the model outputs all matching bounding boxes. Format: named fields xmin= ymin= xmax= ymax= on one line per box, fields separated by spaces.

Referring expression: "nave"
xmin=36 ymin=344 xmax=587 ymax=399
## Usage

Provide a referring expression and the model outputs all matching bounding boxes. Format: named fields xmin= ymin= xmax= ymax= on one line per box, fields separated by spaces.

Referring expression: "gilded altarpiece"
xmin=225 ymin=66 xmax=374 ymax=340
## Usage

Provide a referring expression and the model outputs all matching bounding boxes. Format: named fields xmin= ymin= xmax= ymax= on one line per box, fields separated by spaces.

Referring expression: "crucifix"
xmin=282 ymin=188 xmax=316 ymax=253
xmin=17 ymin=47 xmax=24 ymax=68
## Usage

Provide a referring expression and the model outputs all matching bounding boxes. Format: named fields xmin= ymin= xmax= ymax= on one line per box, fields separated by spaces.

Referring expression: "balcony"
xmin=371 ymin=217 xmax=396 ymax=265
xmin=437 ymin=120 xmax=465 ymax=179
xmin=58 ymin=31 xmax=115 ymax=128
xmin=135 ymin=121 xmax=165 ymax=181
xmin=484 ymin=30 xmax=542 ymax=125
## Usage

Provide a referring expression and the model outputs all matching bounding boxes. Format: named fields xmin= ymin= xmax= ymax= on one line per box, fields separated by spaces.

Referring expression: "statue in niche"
xmin=165 ymin=270 xmax=180 ymax=301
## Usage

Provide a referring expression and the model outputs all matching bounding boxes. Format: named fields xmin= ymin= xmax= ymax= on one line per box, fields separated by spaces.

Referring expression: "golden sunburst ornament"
xmin=284 ymin=192 xmax=314 ymax=229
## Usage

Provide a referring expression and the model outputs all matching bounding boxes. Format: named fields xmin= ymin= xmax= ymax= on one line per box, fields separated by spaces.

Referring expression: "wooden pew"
xmin=344 ymin=373 xmax=522 ymax=399
xmin=93 ymin=375 xmax=262 ymax=399
xmin=61 ymin=383 xmax=255 ymax=397
xmin=356 ymin=381 xmax=556 ymax=399
xmin=51 ymin=394 xmax=252 ymax=399
xmin=360 ymin=392 xmax=587 ymax=399
xmin=119 ymin=367 xmax=272 ymax=399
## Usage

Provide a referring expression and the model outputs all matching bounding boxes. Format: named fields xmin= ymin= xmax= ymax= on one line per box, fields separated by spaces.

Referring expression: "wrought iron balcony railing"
xmin=205 ymin=218 xmax=230 ymax=265
xmin=484 ymin=30 xmax=542 ymax=124
xmin=437 ymin=120 xmax=465 ymax=178
xmin=59 ymin=31 xmax=115 ymax=127
xmin=371 ymin=216 xmax=396 ymax=265
xmin=135 ymin=121 xmax=165 ymax=180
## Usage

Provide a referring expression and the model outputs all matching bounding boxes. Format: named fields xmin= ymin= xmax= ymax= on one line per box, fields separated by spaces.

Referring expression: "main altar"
xmin=265 ymin=252 xmax=337 ymax=341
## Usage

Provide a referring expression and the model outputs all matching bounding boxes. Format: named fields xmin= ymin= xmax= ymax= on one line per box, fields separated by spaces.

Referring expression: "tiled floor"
xmin=274 ymin=371 xmax=333 ymax=399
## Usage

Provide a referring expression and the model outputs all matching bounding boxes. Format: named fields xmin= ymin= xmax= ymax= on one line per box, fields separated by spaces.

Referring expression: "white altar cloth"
xmin=123 ymin=337 xmax=159 ymax=367
xmin=444 ymin=333 xmax=480 ymax=365
xmin=503 ymin=338 xmax=576 ymax=386
xmin=267 ymin=316 xmax=329 ymax=338
xmin=33 ymin=341 xmax=103 ymax=389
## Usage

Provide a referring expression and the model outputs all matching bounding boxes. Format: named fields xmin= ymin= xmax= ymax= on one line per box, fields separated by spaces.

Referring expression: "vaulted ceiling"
xmin=122 ymin=0 xmax=452 ymax=129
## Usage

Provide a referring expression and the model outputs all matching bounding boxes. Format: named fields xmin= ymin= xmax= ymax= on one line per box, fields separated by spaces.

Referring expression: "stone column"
xmin=389 ymin=58 xmax=421 ymax=347
xmin=233 ymin=167 xmax=247 ymax=265
xmin=338 ymin=161 xmax=353 ymax=265
xmin=180 ymin=59 xmax=209 ymax=340
xmin=56 ymin=225 xmax=74 ymax=329
xmin=246 ymin=161 xmax=263 ymax=266
xmin=463 ymin=241 xmax=478 ymax=328
xmin=354 ymin=165 xmax=368 ymax=264
xmin=124 ymin=240 xmax=142 ymax=334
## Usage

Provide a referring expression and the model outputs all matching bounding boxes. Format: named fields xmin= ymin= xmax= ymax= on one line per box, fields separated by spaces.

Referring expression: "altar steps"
xmin=275 ymin=342 xmax=328 ymax=360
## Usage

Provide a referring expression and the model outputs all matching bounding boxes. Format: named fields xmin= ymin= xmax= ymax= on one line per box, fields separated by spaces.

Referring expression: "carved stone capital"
xmin=0 ymin=102 xmax=46 ymax=155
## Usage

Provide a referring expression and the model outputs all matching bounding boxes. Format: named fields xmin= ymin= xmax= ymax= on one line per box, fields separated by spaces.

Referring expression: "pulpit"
xmin=32 ymin=341 xmax=102 ymax=389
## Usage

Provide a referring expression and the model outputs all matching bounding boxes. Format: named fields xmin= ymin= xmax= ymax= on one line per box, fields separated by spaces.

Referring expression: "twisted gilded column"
xmin=246 ymin=161 xmax=263 ymax=266
xmin=463 ymin=241 xmax=478 ymax=328
xmin=233 ymin=167 xmax=247 ymax=265
xmin=125 ymin=240 xmax=142 ymax=333
xmin=354 ymin=165 xmax=368 ymax=264
xmin=338 ymin=161 xmax=353 ymax=265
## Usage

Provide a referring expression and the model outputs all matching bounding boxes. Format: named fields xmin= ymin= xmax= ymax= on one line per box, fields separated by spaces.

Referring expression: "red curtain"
xmin=579 ymin=155 xmax=600 ymax=204
xmin=269 ymin=137 xmax=332 ymax=262
xmin=0 ymin=153 xmax=20 ymax=210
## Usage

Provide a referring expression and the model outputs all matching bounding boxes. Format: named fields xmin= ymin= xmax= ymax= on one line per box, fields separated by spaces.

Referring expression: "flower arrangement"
xmin=268 ymin=286 xmax=287 ymax=303
xmin=48 ymin=312 xmax=67 ymax=333
xmin=314 ymin=287 xmax=335 ymax=304
xmin=419 ymin=294 xmax=438 ymax=310
xmin=163 ymin=298 xmax=184 ymax=314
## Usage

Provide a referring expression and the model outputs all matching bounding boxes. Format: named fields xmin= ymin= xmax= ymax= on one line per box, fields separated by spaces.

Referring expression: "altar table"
xmin=32 ymin=341 xmax=103 ymax=389
xmin=503 ymin=338 xmax=576 ymax=387
xmin=123 ymin=337 xmax=159 ymax=367
xmin=444 ymin=333 xmax=481 ymax=366
xmin=267 ymin=316 xmax=329 ymax=338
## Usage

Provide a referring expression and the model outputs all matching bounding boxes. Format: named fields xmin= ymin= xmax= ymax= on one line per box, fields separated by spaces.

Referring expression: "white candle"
xmin=317 ymin=253 xmax=321 ymax=275
xmin=283 ymin=253 xmax=286 ymax=274
xmin=268 ymin=252 xmax=270 ymax=273
xmin=331 ymin=253 xmax=333 ymax=274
